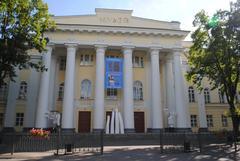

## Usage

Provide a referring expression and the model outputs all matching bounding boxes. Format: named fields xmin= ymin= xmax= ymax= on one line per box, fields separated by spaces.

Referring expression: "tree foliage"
xmin=0 ymin=0 xmax=55 ymax=86
xmin=187 ymin=0 xmax=240 ymax=133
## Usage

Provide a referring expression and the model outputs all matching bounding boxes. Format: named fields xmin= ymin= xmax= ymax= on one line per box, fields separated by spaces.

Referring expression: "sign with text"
xmin=105 ymin=58 xmax=123 ymax=89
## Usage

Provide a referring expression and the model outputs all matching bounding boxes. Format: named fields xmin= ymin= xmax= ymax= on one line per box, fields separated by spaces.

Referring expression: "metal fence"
xmin=159 ymin=132 xmax=229 ymax=153
xmin=0 ymin=131 xmax=103 ymax=155
xmin=0 ymin=131 xmax=239 ymax=155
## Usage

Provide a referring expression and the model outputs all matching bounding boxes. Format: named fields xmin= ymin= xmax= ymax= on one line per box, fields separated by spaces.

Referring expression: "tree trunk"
xmin=231 ymin=116 xmax=240 ymax=136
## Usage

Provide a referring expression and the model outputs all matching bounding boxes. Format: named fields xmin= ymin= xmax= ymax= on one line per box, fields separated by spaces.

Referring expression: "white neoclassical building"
xmin=2 ymin=8 xmax=231 ymax=133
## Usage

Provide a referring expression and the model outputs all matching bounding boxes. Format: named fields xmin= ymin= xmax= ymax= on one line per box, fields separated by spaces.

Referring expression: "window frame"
xmin=188 ymin=86 xmax=195 ymax=103
xmin=207 ymin=115 xmax=213 ymax=127
xmin=221 ymin=115 xmax=228 ymax=127
xmin=80 ymin=79 xmax=92 ymax=99
xmin=218 ymin=90 xmax=225 ymax=103
xmin=204 ymin=88 xmax=211 ymax=103
xmin=18 ymin=81 xmax=27 ymax=100
xmin=58 ymin=82 xmax=64 ymax=101
xmin=0 ymin=82 xmax=8 ymax=101
xmin=190 ymin=115 xmax=198 ymax=127
xmin=133 ymin=56 xmax=144 ymax=68
xmin=59 ymin=56 xmax=66 ymax=71
xmin=15 ymin=113 xmax=24 ymax=126
xmin=80 ymin=54 xmax=94 ymax=66
xmin=133 ymin=81 xmax=143 ymax=100
xmin=106 ymin=88 xmax=117 ymax=99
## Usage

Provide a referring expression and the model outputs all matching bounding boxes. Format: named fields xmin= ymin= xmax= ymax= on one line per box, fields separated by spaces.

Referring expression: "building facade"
xmin=0 ymin=9 xmax=236 ymax=133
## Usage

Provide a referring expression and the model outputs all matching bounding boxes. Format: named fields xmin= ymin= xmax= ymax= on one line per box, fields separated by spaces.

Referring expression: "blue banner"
xmin=105 ymin=58 xmax=123 ymax=89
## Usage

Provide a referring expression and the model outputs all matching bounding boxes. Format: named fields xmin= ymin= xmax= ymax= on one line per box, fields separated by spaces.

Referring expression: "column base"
xmin=165 ymin=127 xmax=176 ymax=133
xmin=124 ymin=128 xmax=135 ymax=133
xmin=61 ymin=128 xmax=75 ymax=133
xmin=148 ymin=128 xmax=164 ymax=133
xmin=92 ymin=129 xmax=104 ymax=133
xmin=198 ymin=128 xmax=208 ymax=132
xmin=175 ymin=128 xmax=192 ymax=132
xmin=2 ymin=127 xmax=15 ymax=133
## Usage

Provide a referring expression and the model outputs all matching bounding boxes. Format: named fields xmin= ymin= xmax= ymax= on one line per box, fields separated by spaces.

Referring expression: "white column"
xmin=93 ymin=45 xmax=106 ymax=132
xmin=173 ymin=49 xmax=190 ymax=130
xmin=62 ymin=44 xmax=77 ymax=131
xmin=48 ymin=54 xmax=57 ymax=111
xmin=165 ymin=56 xmax=176 ymax=127
xmin=24 ymin=59 xmax=41 ymax=129
xmin=4 ymin=68 xmax=20 ymax=131
xmin=35 ymin=45 xmax=53 ymax=128
xmin=123 ymin=46 xmax=135 ymax=132
xmin=150 ymin=48 xmax=163 ymax=131
xmin=197 ymin=91 xmax=208 ymax=130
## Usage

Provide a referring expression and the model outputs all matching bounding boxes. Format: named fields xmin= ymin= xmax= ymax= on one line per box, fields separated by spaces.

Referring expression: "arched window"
xmin=81 ymin=79 xmax=91 ymax=99
xmin=58 ymin=82 xmax=64 ymax=100
xmin=18 ymin=81 xmax=27 ymax=100
xmin=204 ymin=88 xmax=210 ymax=103
xmin=218 ymin=89 xmax=225 ymax=103
xmin=188 ymin=86 xmax=195 ymax=102
xmin=0 ymin=82 xmax=8 ymax=100
xmin=133 ymin=81 xmax=143 ymax=100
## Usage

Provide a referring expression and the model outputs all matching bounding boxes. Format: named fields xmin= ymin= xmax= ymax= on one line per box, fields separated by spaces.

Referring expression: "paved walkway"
xmin=0 ymin=145 xmax=239 ymax=161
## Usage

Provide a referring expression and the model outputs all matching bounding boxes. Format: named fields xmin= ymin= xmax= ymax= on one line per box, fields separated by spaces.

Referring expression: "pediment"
xmin=53 ymin=8 xmax=181 ymax=30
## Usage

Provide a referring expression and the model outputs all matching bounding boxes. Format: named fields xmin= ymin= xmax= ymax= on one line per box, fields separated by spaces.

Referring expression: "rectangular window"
xmin=221 ymin=115 xmax=228 ymax=127
xmin=190 ymin=115 xmax=197 ymax=127
xmin=106 ymin=88 xmax=117 ymax=99
xmin=15 ymin=113 xmax=24 ymax=126
xmin=80 ymin=54 xmax=93 ymax=65
xmin=133 ymin=56 xmax=144 ymax=68
xmin=59 ymin=57 xmax=66 ymax=70
xmin=207 ymin=115 xmax=213 ymax=127
xmin=0 ymin=113 xmax=4 ymax=127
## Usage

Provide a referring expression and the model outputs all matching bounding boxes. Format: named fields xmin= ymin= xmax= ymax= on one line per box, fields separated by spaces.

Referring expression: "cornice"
xmin=53 ymin=24 xmax=189 ymax=37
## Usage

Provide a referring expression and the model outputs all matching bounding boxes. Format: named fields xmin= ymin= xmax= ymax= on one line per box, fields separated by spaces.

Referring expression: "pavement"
xmin=0 ymin=145 xmax=239 ymax=161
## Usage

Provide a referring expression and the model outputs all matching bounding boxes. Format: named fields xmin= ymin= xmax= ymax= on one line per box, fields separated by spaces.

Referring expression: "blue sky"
xmin=44 ymin=0 xmax=234 ymax=32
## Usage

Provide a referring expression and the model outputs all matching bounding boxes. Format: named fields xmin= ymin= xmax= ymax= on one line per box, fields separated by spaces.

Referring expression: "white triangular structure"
xmin=110 ymin=110 xmax=115 ymax=134
xmin=115 ymin=109 xmax=120 ymax=134
xmin=105 ymin=115 xmax=110 ymax=134
xmin=118 ymin=111 xmax=124 ymax=134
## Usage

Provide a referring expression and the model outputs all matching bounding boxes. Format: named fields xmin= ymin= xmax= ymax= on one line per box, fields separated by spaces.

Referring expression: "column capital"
xmin=45 ymin=43 xmax=55 ymax=52
xmin=65 ymin=43 xmax=78 ymax=49
xmin=122 ymin=45 xmax=135 ymax=50
xmin=122 ymin=46 xmax=135 ymax=54
xmin=95 ymin=44 xmax=107 ymax=49
xmin=172 ymin=48 xmax=184 ymax=54
xmin=149 ymin=46 xmax=162 ymax=52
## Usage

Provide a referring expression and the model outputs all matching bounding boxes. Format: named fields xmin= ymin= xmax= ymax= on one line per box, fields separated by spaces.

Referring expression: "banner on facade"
xmin=105 ymin=58 xmax=123 ymax=89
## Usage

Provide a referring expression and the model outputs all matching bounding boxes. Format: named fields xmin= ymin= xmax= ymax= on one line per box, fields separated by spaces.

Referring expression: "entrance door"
xmin=78 ymin=111 xmax=91 ymax=133
xmin=134 ymin=112 xmax=145 ymax=133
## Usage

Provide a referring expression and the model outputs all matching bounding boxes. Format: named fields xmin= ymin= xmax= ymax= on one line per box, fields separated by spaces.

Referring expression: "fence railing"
xmin=0 ymin=131 xmax=239 ymax=155
xmin=0 ymin=131 xmax=104 ymax=155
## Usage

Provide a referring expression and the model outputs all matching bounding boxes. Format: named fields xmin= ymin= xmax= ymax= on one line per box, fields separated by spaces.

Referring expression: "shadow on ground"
xmin=0 ymin=145 xmax=239 ymax=161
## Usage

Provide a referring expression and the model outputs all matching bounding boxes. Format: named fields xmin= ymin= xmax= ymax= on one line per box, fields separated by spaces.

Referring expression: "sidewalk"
xmin=0 ymin=145 xmax=239 ymax=161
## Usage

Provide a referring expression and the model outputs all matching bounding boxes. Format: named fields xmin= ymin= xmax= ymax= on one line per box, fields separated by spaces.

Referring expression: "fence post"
xmin=159 ymin=131 xmax=163 ymax=153
xmin=197 ymin=132 xmax=202 ymax=153
xmin=11 ymin=133 xmax=15 ymax=155
xmin=100 ymin=130 xmax=104 ymax=155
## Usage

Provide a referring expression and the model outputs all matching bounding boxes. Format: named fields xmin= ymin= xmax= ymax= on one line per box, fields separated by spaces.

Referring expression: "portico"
xmin=3 ymin=8 xmax=194 ymax=133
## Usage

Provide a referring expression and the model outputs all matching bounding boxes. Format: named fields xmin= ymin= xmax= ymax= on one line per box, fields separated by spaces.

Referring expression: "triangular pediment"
xmin=53 ymin=8 xmax=181 ymax=30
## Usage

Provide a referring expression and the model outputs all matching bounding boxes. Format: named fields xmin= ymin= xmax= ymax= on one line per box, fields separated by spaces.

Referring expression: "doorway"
xmin=78 ymin=111 xmax=91 ymax=133
xmin=134 ymin=112 xmax=145 ymax=133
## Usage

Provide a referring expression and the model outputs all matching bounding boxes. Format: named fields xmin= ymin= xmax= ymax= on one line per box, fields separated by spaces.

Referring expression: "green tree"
xmin=187 ymin=0 xmax=240 ymax=134
xmin=0 ymin=0 xmax=55 ymax=86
